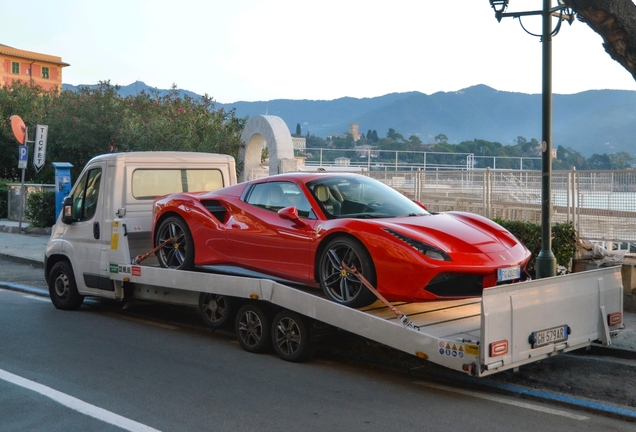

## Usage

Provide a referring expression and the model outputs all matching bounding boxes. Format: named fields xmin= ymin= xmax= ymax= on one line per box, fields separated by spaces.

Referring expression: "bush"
xmin=493 ymin=218 xmax=578 ymax=276
xmin=0 ymin=179 xmax=8 ymax=219
xmin=25 ymin=190 xmax=56 ymax=227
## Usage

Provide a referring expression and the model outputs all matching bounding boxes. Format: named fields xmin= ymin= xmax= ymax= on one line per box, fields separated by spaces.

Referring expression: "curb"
xmin=0 ymin=252 xmax=43 ymax=269
xmin=0 ymin=282 xmax=48 ymax=297
xmin=323 ymin=349 xmax=636 ymax=422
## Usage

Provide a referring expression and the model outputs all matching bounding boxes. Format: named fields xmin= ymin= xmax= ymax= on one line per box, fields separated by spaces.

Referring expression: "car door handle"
xmin=93 ymin=221 xmax=100 ymax=239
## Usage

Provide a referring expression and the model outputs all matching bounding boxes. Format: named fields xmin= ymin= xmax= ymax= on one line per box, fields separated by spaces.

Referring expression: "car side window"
xmin=71 ymin=168 xmax=102 ymax=222
xmin=246 ymin=182 xmax=313 ymax=218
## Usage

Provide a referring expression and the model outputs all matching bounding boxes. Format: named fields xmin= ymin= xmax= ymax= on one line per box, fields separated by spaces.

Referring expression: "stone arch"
xmin=239 ymin=115 xmax=295 ymax=182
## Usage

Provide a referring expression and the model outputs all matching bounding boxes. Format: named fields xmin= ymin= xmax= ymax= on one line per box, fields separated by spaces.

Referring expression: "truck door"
xmin=63 ymin=163 xmax=111 ymax=293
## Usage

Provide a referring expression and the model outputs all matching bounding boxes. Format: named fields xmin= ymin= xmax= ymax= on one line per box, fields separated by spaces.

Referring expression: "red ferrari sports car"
xmin=152 ymin=172 xmax=531 ymax=308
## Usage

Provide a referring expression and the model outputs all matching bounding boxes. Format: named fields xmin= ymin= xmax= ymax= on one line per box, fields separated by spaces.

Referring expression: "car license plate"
xmin=497 ymin=265 xmax=520 ymax=282
xmin=530 ymin=325 xmax=569 ymax=348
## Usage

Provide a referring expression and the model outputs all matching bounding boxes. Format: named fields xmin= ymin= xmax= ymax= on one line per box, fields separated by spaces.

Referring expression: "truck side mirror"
xmin=61 ymin=196 xmax=73 ymax=225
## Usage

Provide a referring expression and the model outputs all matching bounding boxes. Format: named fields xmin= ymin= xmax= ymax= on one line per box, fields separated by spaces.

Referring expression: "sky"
xmin=3 ymin=0 xmax=636 ymax=103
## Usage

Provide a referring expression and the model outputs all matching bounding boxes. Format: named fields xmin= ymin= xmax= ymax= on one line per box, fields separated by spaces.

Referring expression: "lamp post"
xmin=488 ymin=0 xmax=574 ymax=279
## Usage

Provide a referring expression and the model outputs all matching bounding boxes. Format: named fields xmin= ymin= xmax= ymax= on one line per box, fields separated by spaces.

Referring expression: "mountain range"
xmin=62 ymin=81 xmax=636 ymax=157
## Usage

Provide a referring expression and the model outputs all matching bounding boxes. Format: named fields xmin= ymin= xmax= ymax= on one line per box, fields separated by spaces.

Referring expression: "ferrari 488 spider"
xmin=152 ymin=173 xmax=531 ymax=308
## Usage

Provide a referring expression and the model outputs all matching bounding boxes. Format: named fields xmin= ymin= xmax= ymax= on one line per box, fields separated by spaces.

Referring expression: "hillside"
xmin=62 ymin=81 xmax=636 ymax=156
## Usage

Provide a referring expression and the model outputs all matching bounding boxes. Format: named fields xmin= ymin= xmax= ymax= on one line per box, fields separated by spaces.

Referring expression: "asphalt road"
xmin=1 ymin=258 xmax=636 ymax=431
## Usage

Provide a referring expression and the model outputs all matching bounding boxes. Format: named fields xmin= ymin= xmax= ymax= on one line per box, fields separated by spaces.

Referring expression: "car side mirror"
xmin=278 ymin=206 xmax=309 ymax=229
xmin=61 ymin=196 xmax=74 ymax=225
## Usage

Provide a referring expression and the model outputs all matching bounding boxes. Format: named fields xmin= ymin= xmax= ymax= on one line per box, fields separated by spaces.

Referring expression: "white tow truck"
xmin=44 ymin=151 xmax=625 ymax=376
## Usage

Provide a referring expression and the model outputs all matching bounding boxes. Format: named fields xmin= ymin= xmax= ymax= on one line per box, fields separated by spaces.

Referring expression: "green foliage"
xmin=0 ymin=81 xmax=55 ymax=180
xmin=0 ymin=81 xmax=247 ymax=183
xmin=0 ymin=179 xmax=9 ymax=219
xmin=493 ymin=218 xmax=578 ymax=276
xmin=25 ymin=190 xmax=56 ymax=227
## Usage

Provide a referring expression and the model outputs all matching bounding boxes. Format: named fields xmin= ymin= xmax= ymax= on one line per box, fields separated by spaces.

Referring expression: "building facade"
xmin=0 ymin=44 xmax=69 ymax=91
xmin=292 ymin=136 xmax=306 ymax=151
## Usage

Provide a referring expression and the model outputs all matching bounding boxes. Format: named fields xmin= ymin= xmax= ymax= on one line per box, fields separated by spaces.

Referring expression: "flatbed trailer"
xmin=105 ymin=218 xmax=624 ymax=377
xmin=43 ymin=151 xmax=625 ymax=377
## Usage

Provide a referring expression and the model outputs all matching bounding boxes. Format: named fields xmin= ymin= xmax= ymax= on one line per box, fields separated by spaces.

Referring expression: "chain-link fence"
xmin=367 ymin=169 xmax=636 ymax=249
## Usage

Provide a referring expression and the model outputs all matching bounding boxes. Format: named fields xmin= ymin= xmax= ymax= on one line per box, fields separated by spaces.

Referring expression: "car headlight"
xmin=383 ymin=228 xmax=451 ymax=261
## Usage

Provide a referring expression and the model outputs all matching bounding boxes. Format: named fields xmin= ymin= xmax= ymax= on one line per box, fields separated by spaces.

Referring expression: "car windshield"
xmin=307 ymin=176 xmax=430 ymax=219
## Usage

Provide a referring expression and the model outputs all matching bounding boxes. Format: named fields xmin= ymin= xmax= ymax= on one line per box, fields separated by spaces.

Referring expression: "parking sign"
xmin=18 ymin=145 xmax=28 ymax=169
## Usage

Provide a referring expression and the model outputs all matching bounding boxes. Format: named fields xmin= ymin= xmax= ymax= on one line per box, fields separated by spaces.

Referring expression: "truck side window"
xmin=71 ymin=168 xmax=102 ymax=222
xmin=132 ymin=169 xmax=224 ymax=199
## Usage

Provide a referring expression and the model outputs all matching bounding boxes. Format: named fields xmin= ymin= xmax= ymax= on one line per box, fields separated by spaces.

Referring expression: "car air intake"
xmin=425 ymin=273 xmax=483 ymax=297
xmin=201 ymin=200 xmax=228 ymax=223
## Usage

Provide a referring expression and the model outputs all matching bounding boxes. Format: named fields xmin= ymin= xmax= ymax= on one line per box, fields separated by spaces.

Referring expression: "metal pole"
xmin=18 ymin=127 xmax=28 ymax=232
xmin=535 ymin=0 xmax=557 ymax=278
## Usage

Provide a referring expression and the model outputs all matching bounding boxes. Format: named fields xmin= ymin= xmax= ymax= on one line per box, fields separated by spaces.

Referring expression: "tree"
xmin=0 ymin=81 xmax=55 ymax=179
xmin=435 ymin=133 xmax=448 ymax=143
xmin=563 ymin=0 xmax=636 ymax=81
xmin=0 ymin=81 xmax=246 ymax=182
xmin=295 ymin=123 xmax=301 ymax=136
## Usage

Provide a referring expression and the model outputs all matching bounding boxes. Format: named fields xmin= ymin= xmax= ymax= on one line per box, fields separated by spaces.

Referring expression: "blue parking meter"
xmin=53 ymin=162 xmax=73 ymax=219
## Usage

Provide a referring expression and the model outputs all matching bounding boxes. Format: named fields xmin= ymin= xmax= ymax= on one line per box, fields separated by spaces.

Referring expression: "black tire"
xmin=155 ymin=216 xmax=194 ymax=270
xmin=319 ymin=236 xmax=377 ymax=308
xmin=48 ymin=261 xmax=84 ymax=310
xmin=235 ymin=303 xmax=272 ymax=353
xmin=198 ymin=293 xmax=235 ymax=329
xmin=271 ymin=310 xmax=315 ymax=363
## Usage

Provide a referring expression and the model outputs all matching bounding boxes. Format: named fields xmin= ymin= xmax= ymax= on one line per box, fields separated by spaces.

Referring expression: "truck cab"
xmin=44 ymin=152 xmax=237 ymax=306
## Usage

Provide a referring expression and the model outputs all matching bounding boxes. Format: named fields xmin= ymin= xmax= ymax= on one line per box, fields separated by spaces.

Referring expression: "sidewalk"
xmin=0 ymin=220 xmax=49 ymax=268
xmin=0 ymin=218 xmax=634 ymax=354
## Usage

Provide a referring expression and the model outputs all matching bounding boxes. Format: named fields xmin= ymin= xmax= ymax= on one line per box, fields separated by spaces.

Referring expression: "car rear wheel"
xmin=235 ymin=303 xmax=272 ymax=353
xmin=198 ymin=293 xmax=235 ymax=329
xmin=155 ymin=216 xmax=194 ymax=270
xmin=319 ymin=237 xmax=377 ymax=308
xmin=271 ymin=310 xmax=314 ymax=362
xmin=48 ymin=261 xmax=84 ymax=310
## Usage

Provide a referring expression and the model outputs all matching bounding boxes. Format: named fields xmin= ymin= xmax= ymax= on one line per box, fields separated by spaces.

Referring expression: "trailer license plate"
xmin=497 ymin=265 xmax=520 ymax=282
xmin=531 ymin=325 xmax=569 ymax=348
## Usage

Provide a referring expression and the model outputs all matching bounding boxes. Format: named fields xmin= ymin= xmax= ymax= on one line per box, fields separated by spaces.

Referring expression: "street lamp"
xmin=488 ymin=0 xmax=575 ymax=279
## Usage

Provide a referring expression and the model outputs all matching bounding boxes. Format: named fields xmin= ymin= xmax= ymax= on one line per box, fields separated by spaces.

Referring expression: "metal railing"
xmin=296 ymin=148 xmax=542 ymax=171
xmin=366 ymin=168 xmax=636 ymax=249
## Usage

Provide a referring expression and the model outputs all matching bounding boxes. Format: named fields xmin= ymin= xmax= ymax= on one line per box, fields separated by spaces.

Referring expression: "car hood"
xmin=380 ymin=213 xmax=520 ymax=254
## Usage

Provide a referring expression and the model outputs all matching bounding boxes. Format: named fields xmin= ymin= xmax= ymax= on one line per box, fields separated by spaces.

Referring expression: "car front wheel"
xmin=319 ymin=237 xmax=377 ymax=308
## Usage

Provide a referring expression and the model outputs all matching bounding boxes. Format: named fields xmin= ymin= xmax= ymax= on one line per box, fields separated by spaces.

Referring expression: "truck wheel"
xmin=271 ymin=310 xmax=315 ymax=363
xmin=198 ymin=293 xmax=235 ymax=329
xmin=155 ymin=216 xmax=194 ymax=270
xmin=318 ymin=237 xmax=377 ymax=308
xmin=235 ymin=303 xmax=271 ymax=353
xmin=48 ymin=261 xmax=84 ymax=310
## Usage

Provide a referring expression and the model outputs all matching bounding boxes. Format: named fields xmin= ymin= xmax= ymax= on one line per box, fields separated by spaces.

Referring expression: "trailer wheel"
xmin=271 ymin=310 xmax=315 ymax=363
xmin=48 ymin=261 xmax=84 ymax=310
xmin=198 ymin=293 xmax=235 ymax=329
xmin=319 ymin=236 xmax=377 ymax=308
xmin=155 ymin=216 xmax=194 ymax=270
xmin=235 ymin=303 xmax=271 ymax=353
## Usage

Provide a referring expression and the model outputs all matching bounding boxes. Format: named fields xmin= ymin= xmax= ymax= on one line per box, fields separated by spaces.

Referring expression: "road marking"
xmin=0 ymin=368 xmax=162 ymax=432
xmin=414 ymin=381 xmax=589 ymax=421
xmin=23 ymin=294 xmax=50 ymax=302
